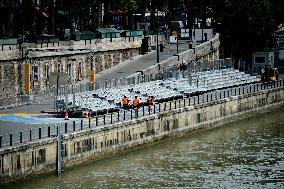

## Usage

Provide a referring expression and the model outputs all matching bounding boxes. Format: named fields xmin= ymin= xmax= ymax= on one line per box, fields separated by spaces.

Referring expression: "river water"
xmin=5 ymin=109 xmax=284 ymax=189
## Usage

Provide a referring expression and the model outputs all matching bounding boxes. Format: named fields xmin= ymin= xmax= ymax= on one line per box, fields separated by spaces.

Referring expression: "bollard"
xmin=0 ymin=136 xmax=2 ymax=148
xmin=219 ymin=91 xmax=222 ymax=99
xmin=143 ymin=106 xmax=145 ymax=116
xmin=73 ymin=121 xmax=76 ymax=131
xmin=164 ymin=102 xmax=167 ymax=111
xmin=96 ymin=116 xmax=98 ymax=126
xmin=117 ymin=112 xmax=120 ymax=121
xmin=159 ymin=103 xmax=161 ymax=112
xmin=227 ymin=89 xmax=230 ymax=97
xmin=193 ymin=96 xmax=195 ymax=105
xmin=189 ymin=98 xmax=191 ymax=106
xmin=47 ymin=126 xmax=51 ymax=137
xmin=10 ymin=134 xmax=12 ymax=146
xmin=124 ymin=111 xmax=126 ymax=120
xmin=136 ymin=108 xmax=139 ymax=118
xmin=20 ymin=132 xmax=23 ymax=143
xmin=198 ymin=95 xmax=200 ymax=104
xmin=30 ymin=130 xmax=32 ymax=141
xmin=103 ymin=115 xmax=106 ymax=125
xmin=257 ymin=84 xmax=259 ymax=91
xmin=175 ymin=101 xmax=177 ymax=109
xmin=131 ymin=109 xmax=133 ymax=119
xmin=223 ymin=90 xmax=226 ymax=98
xmin=39 ymin=128 xmax=42 ymax=139
xmin=239 ymin=88 xmax=241 ymax=95
xmin=89 ymin=118 xmax=91 ymax=128
xmin=64 ymin=123 xmax=67 ymax=133
xmin=111 ymin=114 xmax=113 ymax=124
xmin=81 ymin=120 xmax=83 ymax=130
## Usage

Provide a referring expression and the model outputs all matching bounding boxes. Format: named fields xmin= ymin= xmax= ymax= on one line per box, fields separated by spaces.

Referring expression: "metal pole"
xmin=56 ymin=126 xmax=64 ymax=175
xmin=156 ymin=10 xmax=159 ymax=63
xmin=177 ymin=36 xmax=179 ymax=54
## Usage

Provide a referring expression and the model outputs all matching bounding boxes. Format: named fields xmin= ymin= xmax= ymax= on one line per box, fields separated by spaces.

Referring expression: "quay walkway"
xmin=0 ymin=78 xmax=283 ymax=148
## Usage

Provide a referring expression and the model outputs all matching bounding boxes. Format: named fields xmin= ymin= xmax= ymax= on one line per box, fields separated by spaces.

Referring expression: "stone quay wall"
xmin=0 ymin=37 xmax=142 ymax=102
xmin=1 ymin=85 xmax=284 ymax=184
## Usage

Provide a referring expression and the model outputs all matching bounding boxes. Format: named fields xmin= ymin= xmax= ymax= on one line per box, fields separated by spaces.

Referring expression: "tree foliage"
xmin=196 ymin=0 xmax=284 ymax=65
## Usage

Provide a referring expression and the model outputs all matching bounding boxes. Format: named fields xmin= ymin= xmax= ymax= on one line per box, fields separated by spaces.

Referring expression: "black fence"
xmin=0 ymin=79 xmax=283 ymax=148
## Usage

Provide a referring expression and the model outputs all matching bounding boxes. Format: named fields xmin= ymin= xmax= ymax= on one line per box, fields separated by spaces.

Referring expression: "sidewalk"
xmin=0 ymin=41 xmax=190 ymax=115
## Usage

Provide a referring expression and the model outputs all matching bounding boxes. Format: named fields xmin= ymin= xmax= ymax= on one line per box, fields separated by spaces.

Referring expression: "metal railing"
xmin=0 ymin=79 xmax=283 ymax=148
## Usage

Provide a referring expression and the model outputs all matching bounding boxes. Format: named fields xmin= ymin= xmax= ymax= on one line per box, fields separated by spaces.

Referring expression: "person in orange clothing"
xmin=133 ymin=96 xmax=140 ymax=109
xmin=133 ymin=96 xmax=140 ymax=117
xmin=146 ymin=96 xmax=154 ymax=111
xmin=121 ymin=95 xmax=129 ymax=110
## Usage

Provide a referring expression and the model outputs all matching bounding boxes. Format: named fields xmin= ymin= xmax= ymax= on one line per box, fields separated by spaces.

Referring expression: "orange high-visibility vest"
xmin=122 ymin=97 xmax=129 ymax=105
xmin=146 ymin=97 xmax=153 ymax=104
xmin=133 ymin=98 xmax=139 ymax=106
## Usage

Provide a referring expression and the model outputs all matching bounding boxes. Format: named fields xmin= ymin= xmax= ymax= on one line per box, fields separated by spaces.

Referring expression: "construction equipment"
xmin=261 ymin=65 xmax=278 ymax=82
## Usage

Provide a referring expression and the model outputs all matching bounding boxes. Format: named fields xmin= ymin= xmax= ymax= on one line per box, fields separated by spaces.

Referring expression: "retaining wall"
xmin=0 ymin=37 xmax=141 ymax=103
xmin=1 ymin=85 xmax=284 ymax=184
xmin=128 ymin=33 xmax=220 ymax=80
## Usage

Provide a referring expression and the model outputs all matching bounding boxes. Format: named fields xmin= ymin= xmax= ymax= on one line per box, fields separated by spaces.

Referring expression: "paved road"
xmin=96 ymin=42 xmax=190 ymax=82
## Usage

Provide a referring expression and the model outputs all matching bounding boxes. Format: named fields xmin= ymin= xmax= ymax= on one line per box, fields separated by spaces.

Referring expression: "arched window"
xmin=44 ymin=64 xmax=50 ymax=80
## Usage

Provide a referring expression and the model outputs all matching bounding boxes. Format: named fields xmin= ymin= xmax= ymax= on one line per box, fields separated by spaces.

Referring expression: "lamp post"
xmin=52 ymin=0 xmax=55 ymax=35
xmin=156 ymin=9 xmax=159 ymax=64
xmin=176 ymin=35 xmax=179 ymax=54
xmin=89 ymin=49 xmax=95 ymax=90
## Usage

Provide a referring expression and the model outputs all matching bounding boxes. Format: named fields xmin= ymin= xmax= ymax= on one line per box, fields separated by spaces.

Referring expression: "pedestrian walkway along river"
xmin=4 ymin=108 xmax=284 ymax=188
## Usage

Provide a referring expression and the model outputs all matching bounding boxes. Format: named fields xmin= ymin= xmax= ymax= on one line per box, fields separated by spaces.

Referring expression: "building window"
xmin=32 ymin=66 xmax=39 ymax=80
xmin=77 ymin=62 xmax=82 ymax=80
xmin=67 ymin=63 xmax=72 ymax=78
xmin=57 ymin=64 xmax=63 ymax=72
xmin=45 ymin=65 xmax=50 ymax=80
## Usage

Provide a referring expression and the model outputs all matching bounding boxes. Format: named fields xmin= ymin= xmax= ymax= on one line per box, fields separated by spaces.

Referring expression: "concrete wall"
xmin=1 ymin=86 xmax=284 ymax=184
xmin=0 ymin=37 xmax=142 ymax=100
xmin=127 ymin=33 xmax=220 ymax=80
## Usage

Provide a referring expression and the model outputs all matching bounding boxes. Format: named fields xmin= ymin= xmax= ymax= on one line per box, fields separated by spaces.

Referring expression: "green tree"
xmin=204 ymin=0 xmax=284 ymax=68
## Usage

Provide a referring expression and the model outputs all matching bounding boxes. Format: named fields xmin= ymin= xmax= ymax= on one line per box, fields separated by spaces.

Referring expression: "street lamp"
xmin=156 ymin=9 xmax=159 ymax=64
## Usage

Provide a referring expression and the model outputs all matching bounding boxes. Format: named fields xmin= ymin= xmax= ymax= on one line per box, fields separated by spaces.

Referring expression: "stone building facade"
xmin=0 ymin=37 xmax=142 ymax=100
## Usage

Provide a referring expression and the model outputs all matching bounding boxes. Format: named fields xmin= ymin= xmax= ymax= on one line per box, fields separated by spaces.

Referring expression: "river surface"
xmin=5 ymin=109 xmax=284 ymax=189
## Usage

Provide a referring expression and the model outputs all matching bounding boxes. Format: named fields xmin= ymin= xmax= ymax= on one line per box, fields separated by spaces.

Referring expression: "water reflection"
xmin=5 ymin=109 xmax=284 ymax=188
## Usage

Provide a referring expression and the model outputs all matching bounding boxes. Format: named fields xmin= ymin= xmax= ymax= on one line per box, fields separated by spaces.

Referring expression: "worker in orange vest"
xmin=146 ymin=96 xmax=154 ymax=111
xmin=133 ymin=96 xmax=140 ymax=117
xmin=133 ymin=96 xmax=140 ymax=109
xmin=121 ymin=95 xmax=129 ymax=110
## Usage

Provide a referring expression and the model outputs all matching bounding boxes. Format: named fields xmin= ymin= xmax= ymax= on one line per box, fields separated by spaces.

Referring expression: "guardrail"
xmin=0 ymin=79 xmax=283 ymax=148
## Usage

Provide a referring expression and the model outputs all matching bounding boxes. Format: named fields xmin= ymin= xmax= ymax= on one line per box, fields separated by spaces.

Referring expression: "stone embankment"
xmin=0 ymin=82 xmax=283 ymax=184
